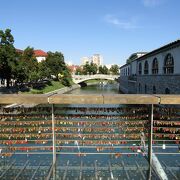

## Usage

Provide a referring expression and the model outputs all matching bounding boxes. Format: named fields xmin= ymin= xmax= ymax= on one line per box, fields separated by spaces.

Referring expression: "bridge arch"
xmin=72 ymin=74 xmax=119 ymax=84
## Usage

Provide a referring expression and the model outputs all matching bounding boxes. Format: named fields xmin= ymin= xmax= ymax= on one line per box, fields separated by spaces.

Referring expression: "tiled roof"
xmin=34 ymin=50 xmax=47 ymax=57
xmin=68 ymin=65 xmax=80 ymax=71
xmin=16 ymin=49 xmax=23 ymax=53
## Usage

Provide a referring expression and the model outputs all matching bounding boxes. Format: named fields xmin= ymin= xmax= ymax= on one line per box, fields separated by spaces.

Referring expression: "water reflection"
xmin=66 ymin=83 xmax=120 ymax=94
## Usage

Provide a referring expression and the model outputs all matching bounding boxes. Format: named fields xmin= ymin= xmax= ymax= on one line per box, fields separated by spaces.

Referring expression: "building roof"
xmin=34 ymin=50 xmax=47 ymax=57
xmin=120 ymin=39 xmax=180 ymax=69
xmin=135 ymin=39 xmax=180 ymax=62
xmin=16 ymin=49 xmax=23 ymax=54
xmin=120 ymin=63 xmax=130 ymax=69
xmin=68 ymin=65 xmax=80 ymax=70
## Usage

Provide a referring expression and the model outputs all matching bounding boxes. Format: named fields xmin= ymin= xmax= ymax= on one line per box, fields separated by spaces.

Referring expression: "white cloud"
xmin=142 ymin=0 xmax=164 ymax=7
xmin=104 ymin=14 xmax=140 ymax=29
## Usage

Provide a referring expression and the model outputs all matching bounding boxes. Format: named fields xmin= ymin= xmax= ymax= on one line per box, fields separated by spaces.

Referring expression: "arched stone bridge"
xmin=72 ymin=74 xmax=119 ymax=84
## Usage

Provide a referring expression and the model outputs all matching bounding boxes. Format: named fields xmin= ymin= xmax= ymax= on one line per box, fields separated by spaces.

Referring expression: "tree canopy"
xmin=0 ymin=28 xmax=72 ymax=88
xmin=109 ymin=64 xmax=119 ymax=75
xmin=98 ymin=65 xmax=109 ymax=74
xmin=45 ymin=51 xmax=72 ymax=86
xmin=82 ymin=62 xmax=98 ymax=75
xmin=0 ymin=29 xmax=17 ymax=87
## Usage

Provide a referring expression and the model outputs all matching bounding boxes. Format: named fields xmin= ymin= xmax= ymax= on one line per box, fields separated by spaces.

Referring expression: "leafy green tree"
xmin=82 ymin=62 xmax=97 ymax=75
xmin=0 ymin=29 xmax=17 ymax=87
xmin=46 ymin=51 xmax=66 ymax=80
xmin=59 ymin=70 xmax=72 ymax=87
xmin=126 ymin=54 xmax=138 ymax=64
xmin=109 ymin=64 xmax=119 ymax=75
xmin=98 ymin=65 xmax=109 ymax=74
xmin=19 ymin=47 xmax=39 ymax=82
xmin=46 ymin=51 xmax=72 ymax=86
xmin=15 ymin=60 xmax=27 ymax=84
xmin=38 ymin=60 xmax=51 ymax=80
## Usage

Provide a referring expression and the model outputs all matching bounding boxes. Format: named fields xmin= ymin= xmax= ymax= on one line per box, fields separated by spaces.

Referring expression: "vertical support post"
xmin=52 ymin=104 xmax=56 ymax=165
xmin=148 ymin=104 xmax=153 ymax=165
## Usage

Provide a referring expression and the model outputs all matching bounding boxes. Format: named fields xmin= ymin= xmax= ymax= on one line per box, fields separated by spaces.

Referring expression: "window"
xmin=145 ymin=84 xmax=147 ymax=94
xmin=165 ymin=88 xmax=170 ymax=94
xmin=152 ymin=58 xmax=158 ymax=74
xmin=164 ymin=53 xmax=174 ymax=74
xmin=153 ymin=86 xmax=156 ymax=94
xmin=138 ymin=83 xmax=141 ymax=93
xmin=138 ymin=63 xmax=142 ymax=75
xmin=144 ymin=61 xmax=149 ymax=74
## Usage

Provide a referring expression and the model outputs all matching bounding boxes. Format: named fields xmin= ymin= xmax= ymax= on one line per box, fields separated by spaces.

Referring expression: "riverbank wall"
xmin=45 ymin=84 xmax=81 ymax=96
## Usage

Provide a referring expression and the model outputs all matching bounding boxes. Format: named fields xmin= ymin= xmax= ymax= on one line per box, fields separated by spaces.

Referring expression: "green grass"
xmin=23 ymin=81 xmax=65 ymax=94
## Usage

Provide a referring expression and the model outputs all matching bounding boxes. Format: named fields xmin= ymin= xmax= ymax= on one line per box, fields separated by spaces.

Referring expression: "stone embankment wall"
xmin=119 ymin=76 xmax=129 ymax=94
xmin=45 ymin=84 xmax=81 ymax=96
xmin=137 ymin=75 xmax=180 ymax=94
xmin=119 ymin=75 xmax=180 ymax=94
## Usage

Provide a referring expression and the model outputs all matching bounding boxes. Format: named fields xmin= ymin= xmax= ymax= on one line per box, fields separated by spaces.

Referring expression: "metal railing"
xmin=0 ymin=94 xmax=180 ymax=179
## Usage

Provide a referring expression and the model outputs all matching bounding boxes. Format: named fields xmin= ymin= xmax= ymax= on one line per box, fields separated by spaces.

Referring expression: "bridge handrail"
xmin=0 ymin=94 xmax=180 ymax=104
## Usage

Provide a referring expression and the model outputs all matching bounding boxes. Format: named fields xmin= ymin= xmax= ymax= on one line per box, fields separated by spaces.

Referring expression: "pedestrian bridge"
xmin=0 ymin=94 xmax=179 ymax=180
xmin=72 ymin=74 xmax=119 ymax=84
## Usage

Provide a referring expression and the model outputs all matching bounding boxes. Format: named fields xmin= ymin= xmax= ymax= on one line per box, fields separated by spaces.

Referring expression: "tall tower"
xmin=92 ymin=54 xmax=103 ymax=66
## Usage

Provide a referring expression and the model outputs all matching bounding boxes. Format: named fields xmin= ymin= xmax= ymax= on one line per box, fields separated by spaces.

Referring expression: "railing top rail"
xmin=0 ymin=94 xmax=180 ymax=105
xmin=0 ymin=94 xmax=48 ymax=104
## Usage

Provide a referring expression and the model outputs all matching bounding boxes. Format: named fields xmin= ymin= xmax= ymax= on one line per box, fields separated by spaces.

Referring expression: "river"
xmin=66 ymin=82 xmax=120 ymax=94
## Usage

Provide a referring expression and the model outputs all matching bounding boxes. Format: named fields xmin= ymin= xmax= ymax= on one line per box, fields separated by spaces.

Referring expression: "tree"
xmin=98 ymin=65 xmax=109 ymax=74
xmin=82 ymin=62 xmax=98 ymax=75
xmin=46 ymin=51 xmax=66 ymax=79
xmin=46 ymin=51 xmax=72 ymax=86
xmin=109 ymin=64 xmax=119 ymax=75
xmin=126 ymin=54 xmax=138 ymax=64
xmin=0 ymin=29 xmax=17 ymax=87
xmin=38 ymin=60 xmax=51 ymax=80
xmin=19 ymin=47 xmax=39 ymax=82
xmin=59 ymin=70 xmax=72 ymax=87
xmin=15 ymin=59 xmax=27 ymax=84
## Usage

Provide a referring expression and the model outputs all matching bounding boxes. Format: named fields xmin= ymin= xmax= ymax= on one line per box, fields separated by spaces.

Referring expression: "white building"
xmin=119 ymin=40 xmax=180 ymax=94
xmin=81 ymin=57 xmax=90 ymax=65
xmin=92 ymin=54 xmax=103 ymax=66
xmin=34 ymin=50 xmax=48 ymax=63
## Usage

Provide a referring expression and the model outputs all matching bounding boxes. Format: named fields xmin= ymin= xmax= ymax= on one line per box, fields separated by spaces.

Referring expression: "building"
xmin=68 ymin=65 xmax=80 ymax=75
xmin=119 ymin=40 xmax=180 ymax=94
xmin=92 ymin=54 xmax=103 ymax=66
xmin=81 ymin=57 xmax=90 ymax=65
xmin=81 ymin=54 xmax=103 ymax=66
xmin=34 ymin=50 xmax=48 ymax=63
xmin=16 ymin=49 xmax=48 ymax=62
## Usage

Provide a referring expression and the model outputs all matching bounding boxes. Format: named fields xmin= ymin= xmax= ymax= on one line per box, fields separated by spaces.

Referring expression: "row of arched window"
xmin=121 ymin=67 xmax=129 ymax=76
xmin=138 ymin=53 xmax=174 ymax=75
xmin=138 ymin=83 xmax=170 ymax=94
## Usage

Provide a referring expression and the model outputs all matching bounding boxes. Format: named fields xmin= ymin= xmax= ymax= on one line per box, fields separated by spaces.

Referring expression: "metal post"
xmin=52 ymin=104 xmax=56 ymax=165
xmin=148 ymin=104 xmax=153 ymax=165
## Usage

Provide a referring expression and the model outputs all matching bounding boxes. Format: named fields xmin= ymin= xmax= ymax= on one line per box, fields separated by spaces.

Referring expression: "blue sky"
xmin=0 ymin=0 xmax=180 ymax=65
